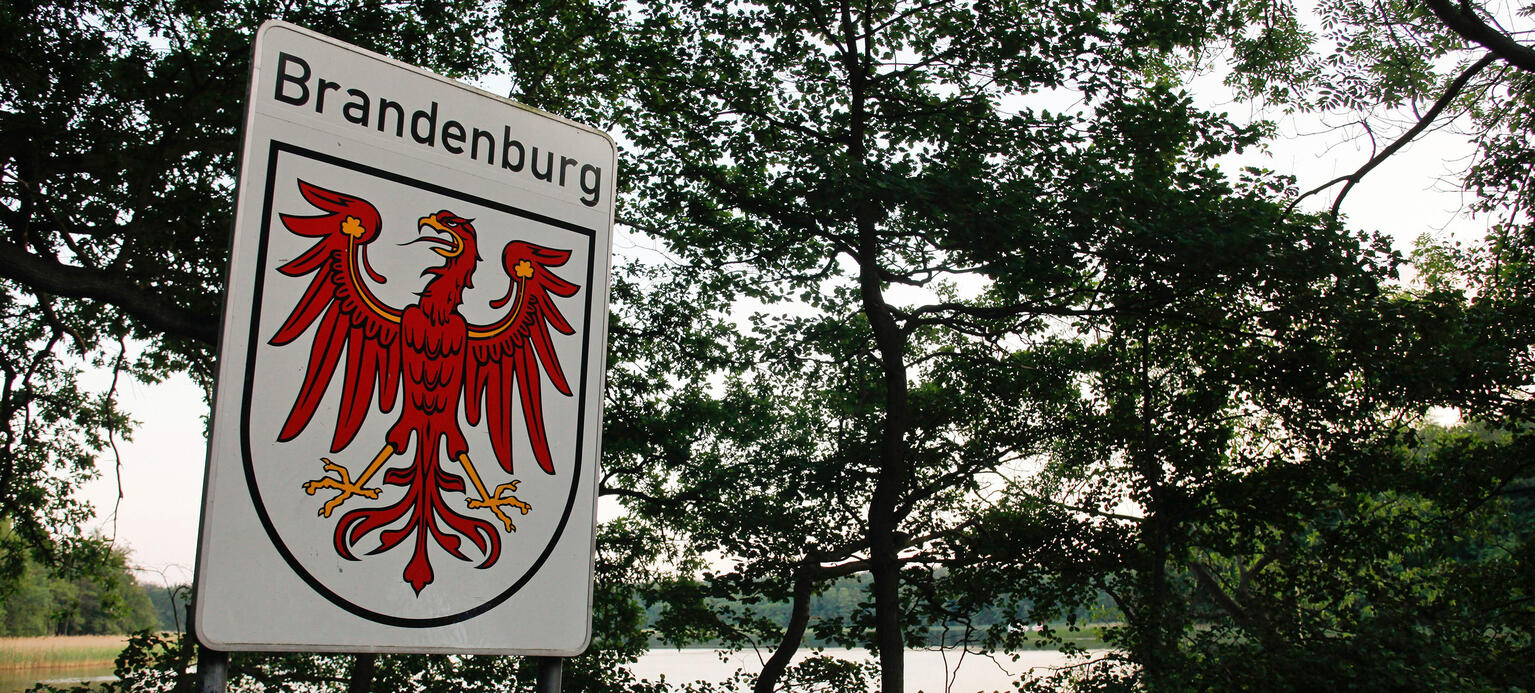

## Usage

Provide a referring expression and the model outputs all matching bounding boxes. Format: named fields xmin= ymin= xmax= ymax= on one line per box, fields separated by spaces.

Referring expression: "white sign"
xmin=194 ymin=21 xmax=615 ymax=654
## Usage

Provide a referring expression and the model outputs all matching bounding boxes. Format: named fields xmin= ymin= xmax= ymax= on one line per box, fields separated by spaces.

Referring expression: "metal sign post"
xmin=192 ymin=19 xmax=613 ymax=663
xmin=535 ymin=657 xmax=564 ymax=693
xmin=196 ymin=647 xmax=229 ymax=693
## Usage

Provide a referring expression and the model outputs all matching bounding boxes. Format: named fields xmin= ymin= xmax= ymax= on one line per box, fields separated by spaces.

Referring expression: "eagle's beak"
xmin=413 ymin=216 xmax=464 ymax=258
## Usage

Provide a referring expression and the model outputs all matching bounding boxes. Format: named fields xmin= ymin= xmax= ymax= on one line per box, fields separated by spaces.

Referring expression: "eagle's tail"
xmin=334 ymin=429 xmax=501 ymax=595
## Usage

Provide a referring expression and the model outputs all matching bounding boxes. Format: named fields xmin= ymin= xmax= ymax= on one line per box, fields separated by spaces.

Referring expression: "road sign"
xmin=194 ymin=21 xmax=615 ymax=655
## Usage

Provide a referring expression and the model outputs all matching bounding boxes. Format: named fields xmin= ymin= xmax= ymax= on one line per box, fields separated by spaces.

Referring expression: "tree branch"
xmin=598 ymin=482 xmax=710 ymax=509
xmin=0 ymin=242 xmax=218 ymax=345
xmin=1188 ymin=560 xmax=1249 ymax=622
xmin=1424 ymin=0 xmax=1535 ymax=73
xmin=898 ymin=298 xmax=1117 ymax=329
xmin=1012 ymin=487 xmax=1146 ymax=524
xmin=1289 ymin=52 xmax=1498 ymax=216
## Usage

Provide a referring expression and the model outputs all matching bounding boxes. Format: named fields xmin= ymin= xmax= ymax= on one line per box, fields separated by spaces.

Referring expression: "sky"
xmin=82 ymin=371 xmax=208 ymax=586
xmin=80 ymin=58 xmax=1496 ymax=589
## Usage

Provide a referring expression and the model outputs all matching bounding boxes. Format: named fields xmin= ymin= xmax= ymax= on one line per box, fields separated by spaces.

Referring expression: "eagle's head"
xmin=414 ymin=210 xmax=483 ymax=279
xmin=416 ymin=211 xmax=477 ymax=257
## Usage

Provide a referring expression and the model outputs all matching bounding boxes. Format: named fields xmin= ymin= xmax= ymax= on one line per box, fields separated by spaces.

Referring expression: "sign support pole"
xmin=535 ymin=656 xmax=563 ymax=693
xmin=197 ymin=646 xmax=229 ymax=693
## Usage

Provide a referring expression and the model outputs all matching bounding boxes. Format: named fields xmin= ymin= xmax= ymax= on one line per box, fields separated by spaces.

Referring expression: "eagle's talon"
xmin=467 ymin=481 xmax=530 ymax=532
xmin=301 ymin=457 xmax=380 ymax=517
xmin=492 ymin=484 xmax=531 ymax=515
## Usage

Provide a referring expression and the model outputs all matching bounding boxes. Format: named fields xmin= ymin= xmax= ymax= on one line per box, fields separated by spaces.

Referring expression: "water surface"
xmin=627 ymin=646 xmax=1102 ymax=692
xmin=1 ymin=664 xmax=114 ymax=693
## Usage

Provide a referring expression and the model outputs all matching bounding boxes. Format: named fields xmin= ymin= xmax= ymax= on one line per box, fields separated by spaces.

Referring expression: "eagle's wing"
xmin=463 ymin=241 xmax=580 ymax=474
xmin=270 ymin=179 xmax=403 ymax=453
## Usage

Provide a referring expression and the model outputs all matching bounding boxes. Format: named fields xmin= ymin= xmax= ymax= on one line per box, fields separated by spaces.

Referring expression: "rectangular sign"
xmin=194 ymin=21 xmax=615 ymax=654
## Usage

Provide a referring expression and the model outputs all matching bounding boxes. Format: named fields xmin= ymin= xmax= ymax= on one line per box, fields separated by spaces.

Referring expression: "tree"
xmin=1169 ymin=6 xmax=1535 ymax=685
xmin=144 ymin=579 xmax=190 ymax=632
xmin=0 ymin=0 xmax=497 ymax=574
xmin=498 ymin=1 xmax=1413 ymax=690
xmin=926 ymin=4 xmax=1535 ymax=685
xmin=600 ymin=261 xmax=900 ymax=691
xmin=526 ymin=2 xmax=1535 ymax=690
xmin=3 ymin=4 xmax=671 ymax=691
xmin=0 ymin=538 xmax=159 ymax=636
xmin=1194 ymin=1 xmax=1535 ymax=226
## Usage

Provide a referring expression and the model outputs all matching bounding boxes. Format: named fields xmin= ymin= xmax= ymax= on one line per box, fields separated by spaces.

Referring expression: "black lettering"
xmin=579 ymin=164 xmax=602 ymax=207
xmin=274 ymin=53 xmax=310 ymax=106
xmin=442 ymin=120 xmax=466 ymax=154
xmin=377 ymin=99 xmax=405 ymax=137
xmin=559 ymin=156 xmax=577 ymax=186
xmin=531 ymin=147 xmax=554 ymax=181
xmin=316 ymin=78 xmax=341 ymax=113
xmin=411 ymin=102 xmax=439 ymax=146
xmin=342 ymin=89 xmax=370 ymax=125
xmin=471 ymin=128 xmax=495 ymax=164
xmin=502 ymin=127 xmax=525 ymax=171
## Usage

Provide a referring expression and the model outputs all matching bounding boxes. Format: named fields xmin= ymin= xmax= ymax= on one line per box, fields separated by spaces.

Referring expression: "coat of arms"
xmin=262 ymin=178 xmax=580 ymax=597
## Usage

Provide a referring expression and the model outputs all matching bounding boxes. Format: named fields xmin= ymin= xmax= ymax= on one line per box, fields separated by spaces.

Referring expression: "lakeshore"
xmin=0 ymin=636 xmax=124 ymax=693
xmin=0 ymin=636 xmax=1100 ymax=692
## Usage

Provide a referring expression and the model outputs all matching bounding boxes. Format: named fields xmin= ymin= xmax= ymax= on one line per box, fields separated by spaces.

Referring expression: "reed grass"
xmin=0 ymin=636 xmax=126 ymax=671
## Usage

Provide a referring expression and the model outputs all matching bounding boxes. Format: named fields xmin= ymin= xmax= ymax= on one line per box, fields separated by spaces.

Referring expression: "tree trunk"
xmin=867 ymin=505 xmax=905 ymax=693
xmin=1134 ymin=318 xmax=1177 ymax=689
xmin=833 ymin=1 xmax=911 ymax=688
xmin=859 ymin=220 xmax=911 ymax=693
xmin=753 ymin=566 xmax=815 ymax=693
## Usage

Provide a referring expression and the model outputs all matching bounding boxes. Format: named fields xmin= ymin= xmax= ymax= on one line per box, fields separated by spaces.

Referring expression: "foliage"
xmin=0 ymin=296 xmax=126 ymax=585
xmin=0 ymin=539 xmax=157 ymax=637
xmin=143 ymin=581 xmax=190 ymax=633
xmin=1190 ymin=0 xmax=1535 ymax=226
xmin=1010 ymin=423 xmax=1534 ymax=692
xmin=501 ymin=1 xmax=1442 ymax=691
xmin=550 ymin=2 xmax=1535 ymax=691
xmin=23 ymin=524 xmax=663 ymax=693
xmin=0 ymin=0 xmax=500 ymax=579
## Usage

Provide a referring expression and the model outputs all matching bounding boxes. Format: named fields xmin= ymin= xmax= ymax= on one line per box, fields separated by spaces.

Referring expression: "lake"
xmin=628 ymin=646 xmax=1100 ymax=692
xmin=1 ymin=664 xmax=115 ymax=693
xmin=1 ymin=646 xmax=1098 ymax=692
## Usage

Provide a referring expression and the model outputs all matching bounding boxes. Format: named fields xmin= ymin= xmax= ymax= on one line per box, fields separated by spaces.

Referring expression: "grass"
xmin=0 ymin=636 xmax=126 ymax=671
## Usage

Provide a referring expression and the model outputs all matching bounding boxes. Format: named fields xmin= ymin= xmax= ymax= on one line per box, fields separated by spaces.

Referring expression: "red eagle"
xmin=270 ymin=180 xmax=579 ymax=594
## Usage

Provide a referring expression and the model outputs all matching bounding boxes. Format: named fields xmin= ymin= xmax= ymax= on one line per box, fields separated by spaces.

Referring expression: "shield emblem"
xmin=240 ymin=143 xmax=598 ymax=626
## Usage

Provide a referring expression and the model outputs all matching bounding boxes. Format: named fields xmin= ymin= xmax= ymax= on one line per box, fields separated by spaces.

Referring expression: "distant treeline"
xmin=642 ymin=573 xmax=1118 ymax=648
xmin=0 ymin=542 xmax=188 ymax=637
